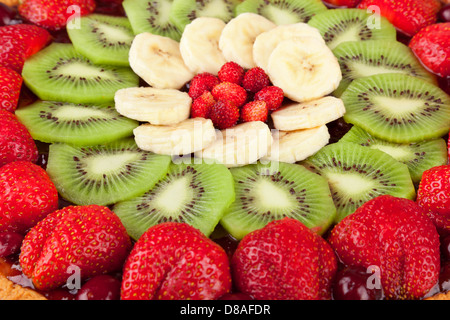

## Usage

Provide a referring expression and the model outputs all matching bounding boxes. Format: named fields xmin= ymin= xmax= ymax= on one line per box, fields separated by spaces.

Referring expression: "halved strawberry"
xmin=121 ymin=222 xmax=231 ymax=300
xmin=20 ymin=205 xmax=132 ymax=291
xmin=328 ymin=195 xmax=440 ymax=300
xmin=0 ymin=161 xmax=58 ymax=234
xmin=19 ymin=0 xmax=96 ymax=31
xmin=232 ymin=218 xmax=337 ymax=300
xmin=0 ymin=67 xmax=22 ymax=113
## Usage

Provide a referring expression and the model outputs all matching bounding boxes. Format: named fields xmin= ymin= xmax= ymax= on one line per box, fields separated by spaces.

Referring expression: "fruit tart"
xmin=0 ymin=0 xmax=449 ymax=301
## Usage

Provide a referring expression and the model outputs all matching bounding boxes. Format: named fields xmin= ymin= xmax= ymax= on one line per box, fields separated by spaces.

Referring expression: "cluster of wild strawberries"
xmin=188 ymin=61 xmax=285 ymax=130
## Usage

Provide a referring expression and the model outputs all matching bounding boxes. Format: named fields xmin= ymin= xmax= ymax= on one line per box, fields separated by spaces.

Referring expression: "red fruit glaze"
xmin=191 ymin=91 xmax=215 ymax=119
xmin=254 ymin=86 xmax=284 ymax=111
xmin=121 ymin=222 xmax=232 ymax=300
xmin=416 ymin=165 xmax=450 ymax=234
xmin=0 ymin=67 xmax=22 ymax=113
xmin=76 ymin=275 xmax=121 ymax=300
xmin=18 ymin=0 xmax=96 ymax=30
xmin=209 ymin=99 xmax=240 ymax=130
xmin=218 ymin=61 xmax=245 ymax=85
xmin=231 ymin=218 xmax=337 ymax=300
xmin=211 ymin=82 xmax=247 ymax=108
xmin=409 ymin=23 xmax=450 ymax=78
xmin=240 ymin=100 xmax=268 ymax=122
xmin=329 ymin=195 xmax=440 ymax=300
xmin=0 ymin=161 xmax=58 ymax=234
xmin=358 ymin=0 xmax=440 ymax=37
xmin=19 ymin=205 xmax=131 ymax=291
xmin=242 ymin=67 xmax=270 ymax=93
xmin=188 ymin=72 xmax=219 ymax=100
xmin=0 ymin=231 xmax=24 ymax=257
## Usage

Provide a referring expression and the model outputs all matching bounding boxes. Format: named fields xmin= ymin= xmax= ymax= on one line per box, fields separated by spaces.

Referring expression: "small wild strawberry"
xmin=211 ymin=82 xmax=247 ymax=108
xmin=242 ymin=67 xmax=270 ymax=93
xmin=191 ymin=91 xmax=215 ymax=119
xmin=218 ymin=61 xmax=245 ymax=85
xmin=188 ymin=72 xmax=220 ymax=100
xmin=209 ymin=99 xmax=240 ymax=130
xmin=254 ymin=86 xmax=284 ymax=111
xmin=240 ymin=100 xmax=268 ymax=123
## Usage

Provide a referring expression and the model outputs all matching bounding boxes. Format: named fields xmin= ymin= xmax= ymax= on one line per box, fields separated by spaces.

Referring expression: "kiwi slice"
xmin=22 ymin=43 xmax=139 ymax=104
xmin=169 ymin=0 xmax=238 ymax=33
xmin=219 ymin=161 xmax=336 ymax=240
xmin=15 ymin=101 xmax=138 ymax=146
xmin=307 ymin=8 xmax=397 ymax=50
xmin=340 ymin=126 xmax=448 ymax=183
xmin=301 ymin=141 xmax=416 ymax=222
xmin=122 ymin=0 xmax=182 ymax=41
xmin=341 ymin=73 xmax=450 ymax=144
xmin=113 ymin=161 xmax=235 ymax=240
xmin=46 ymin=138 xmax=172 ymax=206
xmin=67 ymin=14 xmax=134 ymax=67
xmin=332 ymin=40 xmax=438 ymax=96
xmin=235 ymin=0 xmax=327 ymax=24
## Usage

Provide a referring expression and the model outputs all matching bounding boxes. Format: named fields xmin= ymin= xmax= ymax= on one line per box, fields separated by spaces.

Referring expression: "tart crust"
xmin=0 ymin=274 xmax=46 ymax=300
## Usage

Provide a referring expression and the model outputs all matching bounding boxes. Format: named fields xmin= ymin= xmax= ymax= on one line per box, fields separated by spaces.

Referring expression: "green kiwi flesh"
xmin=301 ymin=141 xmax=416 ymax=222
xmin=307 ymin=8 xmax=397 ymax=50
xmin=339 ymin=126 xmax=448 ymax=183
xmin=15 ymin=101 xmax=138 ymax=146
xmin=67 ymin=14 xmax=134 ymax=67
xmin=170 ymin=0 xmax=238 ymax=32
xmin=341 ymin=73 xmax=450 ymax=144
xmin=113 ymin=161 xmax=235 ymax=240
xmin=123 ymin=0 xmax=182 ymax=41
xmin=46 ymin=138 xmax=172 ymax=206
xmin=332 ymin=40 xmax=437 ymax=96
xmin=21 ymin=43 xmax=139 ymax=104
xmin=235 ymin=0 xmax=327 ymax=24
xmin=220 ymin=161 xmax=336 ymax=240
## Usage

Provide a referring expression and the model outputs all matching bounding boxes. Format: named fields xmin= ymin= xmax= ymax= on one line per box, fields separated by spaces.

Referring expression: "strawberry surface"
xmin=218 ymin=61 xmax=245 ymax=85
xmin=120 ymin=222 xmax=231 ymax=300
xmin=240 ymin=100 xmax=268 ymax=122
xmin=191 ymin=91 xmax=215 ymax=119
xmin=0 ymin=66 xmax=22 ymax=113
xmin=20 ymin=205 xmax=132 ymax=291
xmin=188 ymin=72 xmax=220 ymax=100
xmin=208 ymin=99 xmax=240 ymax=129
xmin=253 ymin=85 xmax=284 ymax=111
xmin=0 ymin=161 xmax=58 ymax=234
xmin=231 ymin=218 xmax=337 ymax=300
xmin=328 ymin=195 xmax=440 ymax=300
xmin=211 ymin=82 xmax=248 ymax=108
xmin=242 ymin=67 xmax=270 ymax=93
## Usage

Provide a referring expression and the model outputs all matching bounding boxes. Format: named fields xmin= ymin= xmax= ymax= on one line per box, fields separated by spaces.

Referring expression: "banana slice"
xmin=271 ymin=96 xmax=346 ymax=131
xmin=195 ymin=121 xmax=273 ymax=168
xmin=133 ymin=118 xmax=216 ymax=156
xmin=262 ymin=125 xmax=330 ymax=164
xmin=179 ymin=17 xmax=227 ymax=75
xmin=253 ymin=23 xmax=325 ymax=72
xmin=267 ymin=37 xmax=342 ymax=102
xmin=114 ymin=87 xmax=192 ymax=125
xmin=128 ymin=32 xmax=194 ymax=89
xmin=219 ymin=13 xmax=276 ymax=69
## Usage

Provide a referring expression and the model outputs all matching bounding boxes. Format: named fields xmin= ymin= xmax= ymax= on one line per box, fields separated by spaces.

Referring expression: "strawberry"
xmin=322 ymin=0 xmax=362 ymax=7
xmin=0 ymin=111 xmax=38 ymax=166
xmin=209 ymin=99 xmax=240 ymax=129
xmin=328 ymin=195 xmax=440 ymax=300
xmin=211 ymin=82 xmax=247 ymax=108
xmin=20 ymin=205 xmax=132 ymax=291
xmin=191 ymin=91 xmax=215 ymax=119
xmin=254 ymin=85 xmax=284 ymax=111
xmin=240 ymin=100 xmax=268 ymax=122
xmin=0 ymin=67 xmax=22 ymax=113
xmin=188 ymin=72 xmax=220 ymax=100
xmin=218 ymin=61 xmax=245 ymax=85
xmin=242 ymin=67 xmax=270 ymax=93
xmin=358 ymin=0 xmax=440 ymax=37
xmin=0 ymin=24 xmax=51 ymax=72
xmin=409 ymin=22 xmax=450 ymax=78
xmin=416 ymin=165 xmax=450 ymax=235
xmin=121 ymin=222 xmax=231 ymax=300
xmin=0 ymin=161 xmax=58 ymax=234
xmin=19 ymin=0 xmax=96 ymax=31
xmin=231 ymin=218 xmax=337 ymax=300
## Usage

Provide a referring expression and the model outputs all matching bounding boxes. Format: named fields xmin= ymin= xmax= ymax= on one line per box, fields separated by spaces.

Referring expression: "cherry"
xmin=75 ymin=275 xmax=121 ymax=300
xmin=0 ymin=3 xmax=15 ymax=26
xmin=332 ymin=266 xmax=383 ymax=300
xmin=438 ymin=4 xmax=450 ymax=23
xmin=441 ymin=235 xmax=450 ymax=261
xmin=0 ymin=232 xmax=24 ymax=258
xmin=42 ymin=288 xmax=76 ymax=300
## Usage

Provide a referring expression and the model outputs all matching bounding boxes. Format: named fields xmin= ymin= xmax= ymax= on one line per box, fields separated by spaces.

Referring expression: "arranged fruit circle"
xmin=0 ymin=0 xmax=449 ymax=301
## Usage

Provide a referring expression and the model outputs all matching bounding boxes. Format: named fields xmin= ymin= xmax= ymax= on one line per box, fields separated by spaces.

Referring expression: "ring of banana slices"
xmin=114 ymin=12 xmax=346 ymax=168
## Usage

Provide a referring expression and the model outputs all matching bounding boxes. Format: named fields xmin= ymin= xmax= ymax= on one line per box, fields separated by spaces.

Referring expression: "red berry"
xmin=254 ymin=86 xmax=284 ymax=111
xmin=19 ymin=205 xmax=132 ymax=291
xmin=0 ymin=231 xmax=24 ymax=257
xmin=332 ymin=266 xmax=383 ymax=300
xmin=329 ymin=195 xmax=440 ymax=300
xmin=0 ymin=67 xmax=22 ymax=113
xmin=188 ymin=72 xmax=220 ymax=100
xmin=0 ymin=161 xmax=58 ymax=234
xmin=438 ymin=4 xmax=450 ymax=22
xmin=416 ymin=165 xmax=450 ymax=234
xmin=240 ymin=100 xmax=268 ymax=122
xmin=211 ymin=82 xmax=247 ymax=108
xmin=121 ymin=222 xmax=232 ymax=300
xmin=231 ymin=218 xmax=337 ymax=300
xmin=218 ymin=61 xmax=245 ymax=85
xmin=242 ymin=67 xmax=270 ymax=93
xmin=322 ymin=0 xmax=361 ymax=7
xmin=76 ymin=275 xmax=121 ymax=300
xmin=209 ymin=99 xmax=240 ymax=130
xmin=191 ymin=91 xmax=215 ymax=119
